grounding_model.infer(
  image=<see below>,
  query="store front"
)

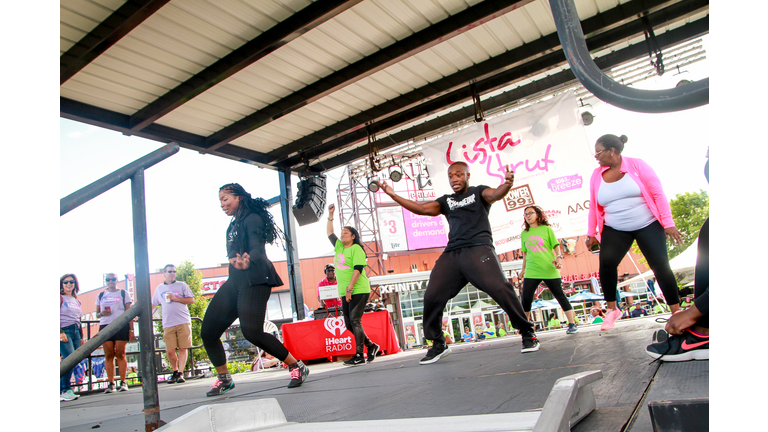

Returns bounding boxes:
[371,261,523,348]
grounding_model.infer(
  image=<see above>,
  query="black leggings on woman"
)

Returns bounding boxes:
[521,278,573,313]
[201,273,289,367]
[599,221,679,305]
[342,293,373,355]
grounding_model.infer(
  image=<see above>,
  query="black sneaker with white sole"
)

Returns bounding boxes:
[104,382,116,394]
[521,332,540,353]
[419,341,452,365]
[343,354,366,366]
[366,343,380,363]
[646,329,709,362]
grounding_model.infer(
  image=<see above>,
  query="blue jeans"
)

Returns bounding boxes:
[60,324,81,393]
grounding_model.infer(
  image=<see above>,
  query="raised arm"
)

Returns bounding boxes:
[482,166,514,204]
[379,180,441,216]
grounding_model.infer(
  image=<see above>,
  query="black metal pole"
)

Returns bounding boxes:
[61,143,179,216]
[131,168,161,431]
[279,167,305,319]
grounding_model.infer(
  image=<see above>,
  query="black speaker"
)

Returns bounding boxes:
[292,175,327,226]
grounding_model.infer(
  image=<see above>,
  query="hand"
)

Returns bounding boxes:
[60,332,68,343]
[345,290,352,302]
[665,305,701,335]
[328,203,335,216]
[586,236,599,250]
[167,293,177,302]
[552,259,562,269]
[100,308,111,316]
[664,227,683,246]
[230,252,251,270]
[378,179,394,196]
[503,165,515,187]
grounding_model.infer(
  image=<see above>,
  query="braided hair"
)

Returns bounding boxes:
[219,183,284,248]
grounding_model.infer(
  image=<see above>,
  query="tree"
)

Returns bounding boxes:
[154,260,210,367]
[632,189,709,262]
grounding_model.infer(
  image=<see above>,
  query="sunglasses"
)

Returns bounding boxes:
[105,277,117,282]
[63,280,76,285]
[166,270,176,273]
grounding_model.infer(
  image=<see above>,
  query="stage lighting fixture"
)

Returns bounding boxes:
[389,166,403,182]
[368,180,380,192]
[581,111,594,126]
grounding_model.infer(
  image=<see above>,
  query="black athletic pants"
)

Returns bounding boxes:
[599,221,679,305]
[423,245,534,342]
[521,278,573,313]
[693,218,709,328]
[341,293,374,355]
[201,271,289,367]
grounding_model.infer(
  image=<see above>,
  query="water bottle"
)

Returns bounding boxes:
[292,312,297,322]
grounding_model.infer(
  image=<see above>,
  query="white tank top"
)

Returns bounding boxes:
[598,175,656,231]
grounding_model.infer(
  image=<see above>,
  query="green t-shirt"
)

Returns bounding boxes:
[521,225,561,279]
[548,317,560,328]
[483,325,497,338]
[333,240,371,297]
[498,328,507,337]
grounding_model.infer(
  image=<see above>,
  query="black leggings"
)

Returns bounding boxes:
[423,245,534,342]
[599,221,679,305]
[693,218,709,328]
[201,273,289,367]
[342,293,373,355]
[521,278,573,313]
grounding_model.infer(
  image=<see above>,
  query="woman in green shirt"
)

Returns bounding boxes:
[327,204,380,366]
[520,206,579,334]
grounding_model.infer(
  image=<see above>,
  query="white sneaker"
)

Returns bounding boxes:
[60,389,80,401]
[118,381,129,392]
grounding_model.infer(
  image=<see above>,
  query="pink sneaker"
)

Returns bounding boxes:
[601,309,623,331]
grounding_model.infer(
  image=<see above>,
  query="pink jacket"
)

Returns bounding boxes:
[587,156,675,240]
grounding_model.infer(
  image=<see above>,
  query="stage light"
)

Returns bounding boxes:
[367,180,379,192]
[389,166,403,182]
[581,111,594,126]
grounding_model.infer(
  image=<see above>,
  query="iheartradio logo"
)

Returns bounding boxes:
[324,317,347,336]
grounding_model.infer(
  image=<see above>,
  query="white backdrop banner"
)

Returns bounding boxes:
[421,92,595,254]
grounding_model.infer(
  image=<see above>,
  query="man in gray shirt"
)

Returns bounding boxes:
[152,264,195,383]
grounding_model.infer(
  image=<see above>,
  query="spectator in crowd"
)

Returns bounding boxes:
[96,272,134,393]
[317,264,342,314]
[482,321,497,339]
[61,274,84,402]
[497,324,507,337]
[461,326,476,342]
[588,308,605,324]
[630,302,648,318]
[653,298,670,314]
[547,313,561,330]
[152,264,195,384]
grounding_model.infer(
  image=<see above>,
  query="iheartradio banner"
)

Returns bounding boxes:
[421,92,595,254]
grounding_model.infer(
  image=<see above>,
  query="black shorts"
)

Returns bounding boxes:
[99,323,131,342]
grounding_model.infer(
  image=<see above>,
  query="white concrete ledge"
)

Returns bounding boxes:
[156,398,287,432]
[533,370,603,432]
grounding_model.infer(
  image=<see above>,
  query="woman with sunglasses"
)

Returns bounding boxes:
[519,206,579,334]
[201,183,309,397]
[96,273,134,393]
[61,274,84,401]
[586,134,683,331]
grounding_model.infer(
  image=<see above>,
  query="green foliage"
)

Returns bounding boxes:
[154,260,211,367]
[227,361,251,375]
[631,189,708,262]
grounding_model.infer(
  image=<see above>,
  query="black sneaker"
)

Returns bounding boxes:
[206,379,235,397]
[521,332,540,353]
[343,354,366,366]
[646,329,709,362]
[175,373,186,384]
[104,382,115,394]
[366,343,380,363]
[287,361,309,388]
[167,371,179,384]
[419,341,452,365]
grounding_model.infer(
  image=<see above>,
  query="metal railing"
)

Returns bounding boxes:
[70,317,205,393]
[60,143,179,431]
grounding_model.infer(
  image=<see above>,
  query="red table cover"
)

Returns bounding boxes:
[282,311,401,362]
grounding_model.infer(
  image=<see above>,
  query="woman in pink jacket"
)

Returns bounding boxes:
[585,134,682,331]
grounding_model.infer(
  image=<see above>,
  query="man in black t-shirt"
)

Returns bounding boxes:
[380,162,539,365]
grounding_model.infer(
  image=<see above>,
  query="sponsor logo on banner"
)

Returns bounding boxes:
[324,317,352,353]
[504,185,535,212]
[547,174,583,192]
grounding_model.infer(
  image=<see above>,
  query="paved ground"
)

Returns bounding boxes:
[59,316,708,431]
